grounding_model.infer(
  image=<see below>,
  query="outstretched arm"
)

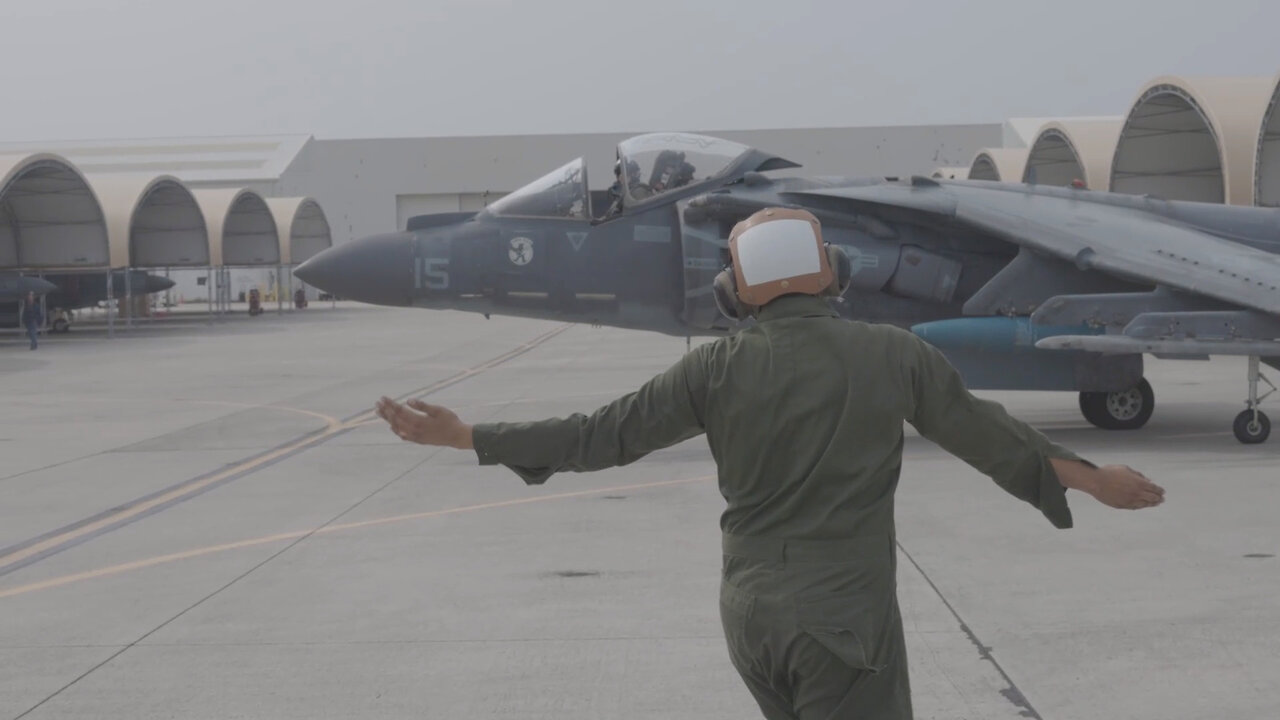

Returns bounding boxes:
[376,347,708,485]
[903,333,1164,527]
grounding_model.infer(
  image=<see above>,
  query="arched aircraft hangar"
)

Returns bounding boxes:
[193,188,280,267]
[266,196,332,267]
[1110,76,1274,205]
[967,148,1028,182]
[82,174,211,323]
[0,153,108,269]
[95,174,210,269]
[0,153,111,329]
[34,173,211,328]
[1254,72,1280,206]
[266,196,333,310]
[1022,119,1122,190]
[191,188,280,312]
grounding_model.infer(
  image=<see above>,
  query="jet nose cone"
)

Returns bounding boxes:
[147,275,176,293]
[294,232,415,306]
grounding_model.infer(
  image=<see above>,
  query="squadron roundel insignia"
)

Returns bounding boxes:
[508,237,533,266]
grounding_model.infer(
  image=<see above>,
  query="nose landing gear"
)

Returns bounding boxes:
[1233,356,1274,444]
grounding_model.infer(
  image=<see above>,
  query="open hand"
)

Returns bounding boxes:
[374,397,473,449]
[1089,464,1165,510]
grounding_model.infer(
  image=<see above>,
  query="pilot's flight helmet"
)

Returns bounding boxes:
[712,208,852,321]
[614,159,640,176]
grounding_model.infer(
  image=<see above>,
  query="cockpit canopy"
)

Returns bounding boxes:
[617,133,754,204]
[483,132,798,220]
[484,158,589,220]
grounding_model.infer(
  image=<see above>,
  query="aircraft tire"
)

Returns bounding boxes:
[1232,410,1270,444]
[1079,378,1154,430]
[52,318,69,333]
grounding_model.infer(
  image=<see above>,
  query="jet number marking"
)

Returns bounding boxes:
[415,257,449,290]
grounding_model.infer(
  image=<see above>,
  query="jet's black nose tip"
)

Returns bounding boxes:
[294,232,415,306]
[148,276,176,293]
[292,256,322,287]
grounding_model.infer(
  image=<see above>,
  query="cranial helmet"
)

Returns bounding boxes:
[712,207,852,321]
[614,158,641,181]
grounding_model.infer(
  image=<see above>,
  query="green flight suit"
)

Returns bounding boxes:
[472,294,1085,719]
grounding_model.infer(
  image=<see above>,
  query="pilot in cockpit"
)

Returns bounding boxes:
[648,150,696,194]
[604,149,699,218]
[606,158,647,216]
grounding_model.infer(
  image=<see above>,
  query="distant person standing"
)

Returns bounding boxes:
[20,291,43,350]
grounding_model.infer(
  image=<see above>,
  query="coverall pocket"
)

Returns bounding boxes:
[719,579,755,631]
[795,597,888,673]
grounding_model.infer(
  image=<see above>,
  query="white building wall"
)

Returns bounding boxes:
[458,192,504,211]
[162,266,296,305]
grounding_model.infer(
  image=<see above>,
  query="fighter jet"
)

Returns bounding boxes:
[295,132,1280,444]
[0,273,57,303]
[40,270,175,332]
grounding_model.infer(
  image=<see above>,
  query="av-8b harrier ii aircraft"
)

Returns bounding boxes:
[296,133,1280,443]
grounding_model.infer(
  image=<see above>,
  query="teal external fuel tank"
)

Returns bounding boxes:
[910,317,1123,392]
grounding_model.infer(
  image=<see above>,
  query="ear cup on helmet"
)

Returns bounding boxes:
[822,244,852,298]
[713,269,745,320]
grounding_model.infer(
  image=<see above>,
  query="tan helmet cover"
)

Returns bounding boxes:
[727,208,834,307]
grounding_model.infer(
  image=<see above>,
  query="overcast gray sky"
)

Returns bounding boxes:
[1,0,1277,141]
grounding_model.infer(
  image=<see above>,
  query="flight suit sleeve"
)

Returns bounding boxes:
[901,332,1088,529]
[470,346,709,485]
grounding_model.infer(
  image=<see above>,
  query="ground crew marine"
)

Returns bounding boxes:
[375,208,1165,719]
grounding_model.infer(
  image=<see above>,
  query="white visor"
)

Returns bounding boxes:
[735,218,822,286]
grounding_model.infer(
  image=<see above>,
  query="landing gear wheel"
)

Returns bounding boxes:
[1079,378,1154,430]
[1234,356,1276,444]
[52,318,69,333]
[1233,410,1270,444]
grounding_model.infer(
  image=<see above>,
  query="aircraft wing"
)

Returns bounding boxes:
[791,181,1280,317]
[788,181,1280,364]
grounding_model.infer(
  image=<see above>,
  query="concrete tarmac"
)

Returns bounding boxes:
[1,305,1276,719]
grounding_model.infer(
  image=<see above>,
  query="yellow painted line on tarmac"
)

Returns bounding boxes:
[0,475,713,600]
[0,396,343,431]
[0,325,571,572]
[182,400,343,431]
[0,424,339,570]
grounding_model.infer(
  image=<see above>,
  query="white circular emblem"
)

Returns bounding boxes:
[508,237,534,266]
